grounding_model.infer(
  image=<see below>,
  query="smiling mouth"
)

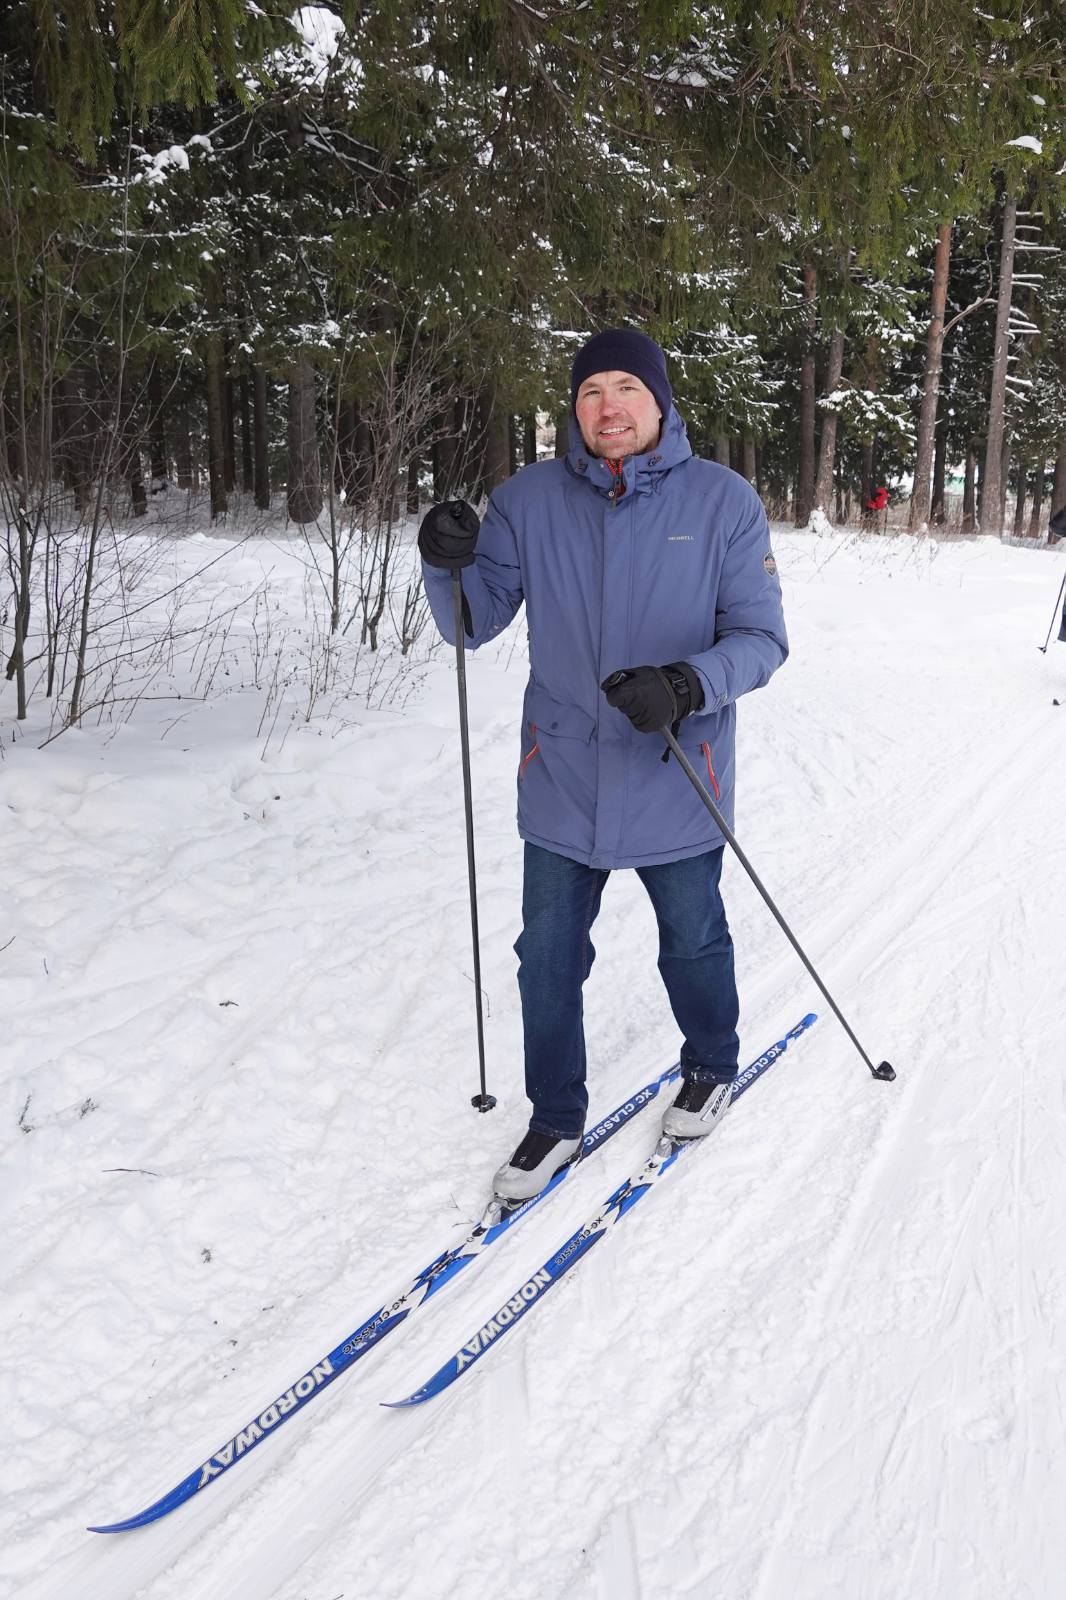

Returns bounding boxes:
[598,425,632,437]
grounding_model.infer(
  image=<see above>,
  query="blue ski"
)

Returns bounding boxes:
[384,1013,817,1407]
[88,1057,684,1532]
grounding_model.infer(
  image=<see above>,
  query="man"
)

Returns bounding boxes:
[419,328,788,1201]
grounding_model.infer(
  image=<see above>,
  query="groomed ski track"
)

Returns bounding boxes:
[5,530,1066,1600]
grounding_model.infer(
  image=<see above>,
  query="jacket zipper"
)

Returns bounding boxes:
[702,742,720,801]
[519,723,540,779]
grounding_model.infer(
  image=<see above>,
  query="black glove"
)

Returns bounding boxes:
[418,500,480,570]
[601,662,704,734]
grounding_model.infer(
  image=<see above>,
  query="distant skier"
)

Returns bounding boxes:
[1052,504,1066,642]
[419,329,787,1200]
[863,485,890,530]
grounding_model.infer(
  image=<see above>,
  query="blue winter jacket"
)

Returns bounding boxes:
[422,407,787,869]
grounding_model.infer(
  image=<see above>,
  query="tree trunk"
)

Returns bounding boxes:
[286,358,322,523]
[524,413,537,466]
[507,413,520,478]
[336,395,357,493]
[975,451,985,525]
[147,360,167,489]
[116,382,147,516]
[794,262,817,527]
[962,450,977,534]
[1012,464,1027,537]
[239,375,254,492]
[1027,460,1045,539]
[222,372,236,494]
[554,405,569,459]
[813,323,846,514]
[931,423,947,524]
[741,436,756,483]
[2,378,21,480]
[434,402,463,497]
[203,270,228,520]
[129,450,147,516]
[1051,436,1066,523]
[55,370,90,508]
[352,412,372,505]
[714,436,730,467]
[175,408,195,490]
[479,382,509,493]
[406,453,420,514]
[252,365,271,510]
[860,438,876,513]
[980,192,1018,536]
[908,222,952,531]
[205,349,227,518]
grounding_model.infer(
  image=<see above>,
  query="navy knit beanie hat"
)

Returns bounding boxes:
[570,328,672,422]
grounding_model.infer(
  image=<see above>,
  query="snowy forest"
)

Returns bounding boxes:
[5,9,1066,1600]
[3,1,1066,725]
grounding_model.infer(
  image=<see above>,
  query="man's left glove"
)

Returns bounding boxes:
[418,500,480,570]
[601,662,704,734]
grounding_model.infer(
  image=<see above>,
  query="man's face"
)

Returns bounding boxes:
[574,370,663,459]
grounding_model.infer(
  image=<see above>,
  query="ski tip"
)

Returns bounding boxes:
[87,1516,148,1535]
[380,1395,422,1409]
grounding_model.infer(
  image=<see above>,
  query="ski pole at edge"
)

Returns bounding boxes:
[661,724,895,1083]
[1038,572,1066,653]
[450,563,496,1112]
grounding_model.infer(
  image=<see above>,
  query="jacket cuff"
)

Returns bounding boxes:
[668,659,706,715]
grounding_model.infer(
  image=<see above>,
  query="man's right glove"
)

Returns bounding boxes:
[418,500,480,570]
[601,662,704,734]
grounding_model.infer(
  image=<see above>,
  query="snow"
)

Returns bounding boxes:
[1005,135,1043,154]
[291,5,346,78]
[138,146,193,188]
[4,522,1066,1598]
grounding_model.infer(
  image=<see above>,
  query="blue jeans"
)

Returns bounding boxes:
[515,842,740,1138]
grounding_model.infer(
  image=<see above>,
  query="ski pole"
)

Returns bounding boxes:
[661,725,895,1083]
[1038,573,1066,653]
[451,566,496,1112]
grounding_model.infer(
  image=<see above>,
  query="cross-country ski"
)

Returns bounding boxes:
[386,1014,816,1407]
[86,1058,684,1532]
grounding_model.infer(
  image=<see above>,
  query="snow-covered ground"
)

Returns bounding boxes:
[3,522,1065,1600]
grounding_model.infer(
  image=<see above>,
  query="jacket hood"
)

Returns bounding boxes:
[565,404,692,498]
